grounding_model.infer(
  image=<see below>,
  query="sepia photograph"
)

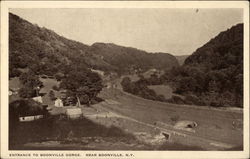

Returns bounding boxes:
[1,1,249,159]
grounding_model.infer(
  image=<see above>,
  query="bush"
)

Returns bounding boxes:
[156,94,166,102]
[167,95,185,104]
[55,73,64,81]
[52,85,59,91]
[9,68,22,78]
[184,94,204,106]
[19,86,37,98]
[49,90,56,101]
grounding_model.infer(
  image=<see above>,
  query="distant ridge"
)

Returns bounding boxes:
[9,12,179,77]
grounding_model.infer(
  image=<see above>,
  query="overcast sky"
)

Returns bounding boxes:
[10,8,243,55]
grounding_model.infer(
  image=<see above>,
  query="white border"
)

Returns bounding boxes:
[1,1,249,159]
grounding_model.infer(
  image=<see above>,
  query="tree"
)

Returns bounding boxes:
[49,90,56,101]
[19,71,43,88]
[52,85,59,91]
[121,77,131,92]
[19,71,43,98]
[19,85,36,98]
[55,72,64,81]
[60,67,103,106]
[9,68,21,78]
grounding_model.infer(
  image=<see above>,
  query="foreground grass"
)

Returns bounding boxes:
[9,115,137,150]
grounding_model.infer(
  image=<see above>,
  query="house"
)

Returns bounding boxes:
[55,98,64,107]
[18,104,47,122]
[19,115,44,122]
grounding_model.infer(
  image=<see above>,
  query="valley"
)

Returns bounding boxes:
[8,12,244,151]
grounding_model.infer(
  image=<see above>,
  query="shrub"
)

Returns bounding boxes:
[9,68,22,78]
[52,85,59,91]
[55,73,64,81]
[184,94,204,106]
[19,86,37,98]
[170,115,180,123]
[49,90,56,101]
[167,95,185,104]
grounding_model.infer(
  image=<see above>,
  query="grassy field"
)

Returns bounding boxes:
[9,76,243,150]
[9,115,147,150]
[148,85,173,99]
[98,86,243,150]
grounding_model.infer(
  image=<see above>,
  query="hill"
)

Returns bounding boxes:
[88,42,179,74]
[184,24,243,69]
[161,23,243,107]
[9,13,179,77]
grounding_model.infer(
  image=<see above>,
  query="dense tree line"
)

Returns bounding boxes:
[59,65,103,106]
[121,77,166,102]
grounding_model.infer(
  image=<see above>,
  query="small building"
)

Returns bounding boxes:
[91,69,105,76]
[19,115,44,122]
[65,108,82,119]
[55,98,64,107]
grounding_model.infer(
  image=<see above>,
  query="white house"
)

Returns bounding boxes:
[19,115,44,122]
[55,98,64,107]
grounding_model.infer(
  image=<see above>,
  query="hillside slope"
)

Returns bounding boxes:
[9,13,178,77]
[184,24,243,69]
[162,23,243,107]
[88,43,179,73]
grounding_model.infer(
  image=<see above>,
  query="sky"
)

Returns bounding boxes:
[10,8,243,55]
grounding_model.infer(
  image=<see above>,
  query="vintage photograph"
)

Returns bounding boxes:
[1,2,248,157]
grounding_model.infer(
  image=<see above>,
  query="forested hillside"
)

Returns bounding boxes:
[10,13,97,77]
[88,43,179,74]
[121,24,243,107]
[9,13,178,77]
[161,23,244,107]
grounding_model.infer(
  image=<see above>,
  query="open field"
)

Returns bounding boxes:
[9,77,243,150]
[97,79,243,150]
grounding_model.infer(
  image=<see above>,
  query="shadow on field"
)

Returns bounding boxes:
[158,142,204,151]
[9,115,136,150]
